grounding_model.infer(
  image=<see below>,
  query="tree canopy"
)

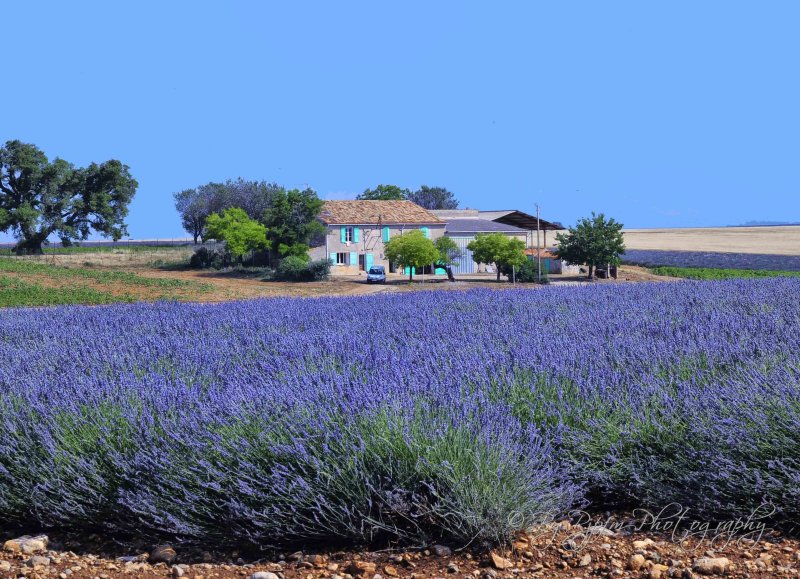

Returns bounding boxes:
[0,140,138,254]
[384,230,439,281]
[173,179,283,243]
[262,187,324,261]
[407,186,459,210]
[555,212,625,278]
[434,236,460,281]
[356,184,410,201]
[467,233,527,281]
[356,184,460,210]
[205,208,269,259]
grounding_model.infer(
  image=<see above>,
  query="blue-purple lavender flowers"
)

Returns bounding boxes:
[0,279,798,548]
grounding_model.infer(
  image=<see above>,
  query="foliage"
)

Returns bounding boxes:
[262,188,324,261]
[0,280,798,548]
[205,208,269,260]
[556,212,625,278]
[650,266,800,280]
[516,258,548,283]
[0,140,138,254]
[188,246,232,270]
[467,233,527,281]
[433,236,460,266]
[271,257,331,282]
[356,184,410,201]
[173,179,284,242]
[407,185,459,210]
[384,230,439,281]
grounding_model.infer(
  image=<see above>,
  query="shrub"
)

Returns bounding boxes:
[189,246,232,269]
[272,257,331,282]
[517,259,548,283]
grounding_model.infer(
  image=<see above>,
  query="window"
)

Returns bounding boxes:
[336,252,348,265]
[345,227,354,242]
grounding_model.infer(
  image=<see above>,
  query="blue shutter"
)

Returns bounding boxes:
[421,226,429,238]
[382,226,390,242]
[329,252,336,264]
[349,251,358,265]
[353,227,360,243]
[365,253,374,271]
[340,227,347,243]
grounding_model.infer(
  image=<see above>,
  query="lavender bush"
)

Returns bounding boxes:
[0,279,798,548]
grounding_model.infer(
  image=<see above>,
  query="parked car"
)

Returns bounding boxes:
[366,265,386,284]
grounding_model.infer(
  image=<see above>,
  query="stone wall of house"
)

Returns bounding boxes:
[310,224,446,273]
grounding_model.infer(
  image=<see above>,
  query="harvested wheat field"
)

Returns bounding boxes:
[622,226,800,255]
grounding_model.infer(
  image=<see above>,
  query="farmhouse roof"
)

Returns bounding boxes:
[319,200,443,225]
[444,219,528,235]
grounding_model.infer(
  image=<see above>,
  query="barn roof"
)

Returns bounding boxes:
[478,210,564,231]
[445,219,528,234]
[319,200,443,225]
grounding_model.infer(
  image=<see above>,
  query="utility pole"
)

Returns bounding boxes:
[535,203,542,283]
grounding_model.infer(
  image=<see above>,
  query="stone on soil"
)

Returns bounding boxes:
[693,556,731,575]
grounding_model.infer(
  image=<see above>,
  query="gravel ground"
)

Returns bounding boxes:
[621,249,800,271]
[3,519,799,578]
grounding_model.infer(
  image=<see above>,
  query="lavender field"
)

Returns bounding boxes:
[0,281,798,549]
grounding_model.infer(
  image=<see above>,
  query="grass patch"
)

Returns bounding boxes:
[0,259,210,290]
[650,265,800,280]
[0,258,212,307]
[0,276,129,307]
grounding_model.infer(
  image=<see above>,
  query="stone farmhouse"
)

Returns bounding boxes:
[309,200,445,273]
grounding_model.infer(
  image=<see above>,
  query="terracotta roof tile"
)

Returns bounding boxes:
[319,200,443,225]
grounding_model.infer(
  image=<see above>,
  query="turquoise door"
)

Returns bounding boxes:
[365,253,374,271]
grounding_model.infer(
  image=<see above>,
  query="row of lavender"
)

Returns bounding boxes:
[0,281,798,548]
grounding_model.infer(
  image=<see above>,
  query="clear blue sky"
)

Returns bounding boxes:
[3,1,798,239]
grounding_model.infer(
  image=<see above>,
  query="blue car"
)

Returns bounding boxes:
[366,265,386,284]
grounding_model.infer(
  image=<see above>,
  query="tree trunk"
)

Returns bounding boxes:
[408,269,413,282]
[496,267,501,281]
[13,234,48,255]
[446,265,455,282]
[588,264,594,279]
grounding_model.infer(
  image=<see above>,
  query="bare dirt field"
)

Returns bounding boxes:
[622,226,800,255]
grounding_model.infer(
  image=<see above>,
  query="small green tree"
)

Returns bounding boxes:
[467,233,526,281]
[384,230,439,282]
[356,184,410,201]
[205,207,269,260]
[434,236,460,281]
[556,212,625,279]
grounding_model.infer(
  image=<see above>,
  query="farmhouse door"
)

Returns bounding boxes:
[358,254,366,271]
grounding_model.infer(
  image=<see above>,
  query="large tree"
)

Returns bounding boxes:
[407,185,459,210]
[356,184,410,201]
[0,140,137,254]
[173,179,282,242]
[467,233,527,281]
[384,230,439,282]
[555,212,625,279]
[262,187,324,261]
